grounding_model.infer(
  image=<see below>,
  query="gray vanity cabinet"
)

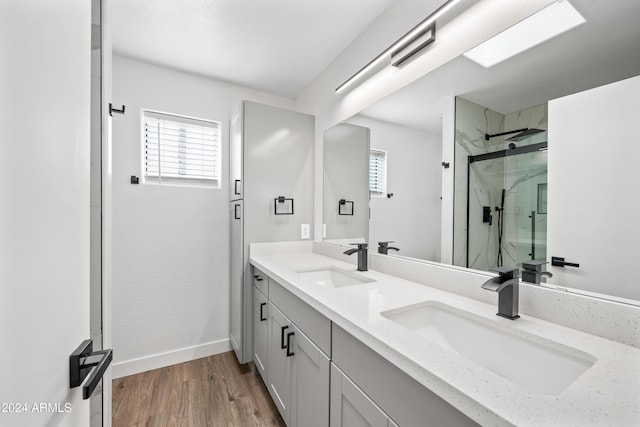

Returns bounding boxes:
[266,300,330,427]
[267,302,293,424]
[290,324,330,427]
[332,324,477,427]
[253,286,268,380]
[330,364,389,427]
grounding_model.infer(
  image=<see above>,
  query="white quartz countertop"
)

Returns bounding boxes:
[250,249,640,427]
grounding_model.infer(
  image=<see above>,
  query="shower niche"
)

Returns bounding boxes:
[453,97,548,274]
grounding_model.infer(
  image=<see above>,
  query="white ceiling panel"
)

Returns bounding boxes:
[113,0,396,98]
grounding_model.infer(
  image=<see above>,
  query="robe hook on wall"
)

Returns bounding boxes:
[109,103,126,116]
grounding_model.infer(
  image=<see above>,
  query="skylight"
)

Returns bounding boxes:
[463,0,586,67]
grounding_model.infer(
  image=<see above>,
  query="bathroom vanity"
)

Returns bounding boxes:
[249,241,640,427]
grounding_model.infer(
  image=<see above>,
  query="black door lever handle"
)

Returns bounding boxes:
[70,339,113,399]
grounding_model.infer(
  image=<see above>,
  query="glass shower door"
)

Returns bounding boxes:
[466,141,548,272]
[503,148,548,267]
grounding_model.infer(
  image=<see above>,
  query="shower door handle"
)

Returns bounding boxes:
[551,256,580,268]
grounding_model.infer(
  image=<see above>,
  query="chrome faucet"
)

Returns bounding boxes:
[522,260,553,285]
[343,243,368,271]
[481,267,520,320]
[377,241,399,255]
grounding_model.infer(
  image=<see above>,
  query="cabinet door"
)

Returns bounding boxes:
[253,287,269,380]
[330,364,388,427]
[230,107,243,200]
[267,302,292,425]
[230,200,244,362]
[290,325,330,427]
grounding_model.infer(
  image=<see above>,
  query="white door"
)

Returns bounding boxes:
[290,325,330,427]
[547,75,640,301]
[0,1,95,426]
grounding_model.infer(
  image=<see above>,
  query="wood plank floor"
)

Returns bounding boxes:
[112,351,286,427]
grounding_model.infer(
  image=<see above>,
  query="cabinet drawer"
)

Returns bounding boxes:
[332,324,477,427]
[269,278,331,356]
[253,266,269,296]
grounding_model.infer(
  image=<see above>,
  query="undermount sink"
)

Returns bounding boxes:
[381,301,596,396]
[296,266,375,288]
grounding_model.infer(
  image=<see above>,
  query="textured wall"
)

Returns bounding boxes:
[111,55,293,376]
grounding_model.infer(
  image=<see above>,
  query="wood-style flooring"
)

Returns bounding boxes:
[112,351,286,427]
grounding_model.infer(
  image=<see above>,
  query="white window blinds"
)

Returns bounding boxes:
[369,149,387,197]
[143,110,221,186]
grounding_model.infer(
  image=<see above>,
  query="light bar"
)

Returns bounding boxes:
[336,0,462,94]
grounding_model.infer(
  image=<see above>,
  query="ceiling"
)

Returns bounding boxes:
[359,0,640,133]
[112,0,396,98]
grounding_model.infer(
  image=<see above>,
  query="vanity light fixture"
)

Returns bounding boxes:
[463,0,586,68]
[335,0,461,94]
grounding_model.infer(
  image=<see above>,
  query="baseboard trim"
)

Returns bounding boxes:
[112,338,232,379]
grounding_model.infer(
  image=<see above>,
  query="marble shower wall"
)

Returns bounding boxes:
[453,97,504,270]
[502,105,548,268]
[453,97,548,272]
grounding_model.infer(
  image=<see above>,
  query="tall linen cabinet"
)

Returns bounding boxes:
[229,101,314,364]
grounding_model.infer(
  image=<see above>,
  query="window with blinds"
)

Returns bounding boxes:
[369,149,387,197]
[142,110,221,187]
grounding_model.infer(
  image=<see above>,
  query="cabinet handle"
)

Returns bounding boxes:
[280,325,289,349]
[259,302,267,321]
[254,276,263,282]
[234,179,241,195]
[286,331,295,357]
[234,204,241,220]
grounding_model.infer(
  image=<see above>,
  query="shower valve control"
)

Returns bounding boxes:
[483,206,493,225]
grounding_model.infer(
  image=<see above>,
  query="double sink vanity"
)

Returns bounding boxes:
[249,241,640,427]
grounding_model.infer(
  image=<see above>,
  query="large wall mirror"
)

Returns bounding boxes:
[322,0,640,305]
[322,123,370,245]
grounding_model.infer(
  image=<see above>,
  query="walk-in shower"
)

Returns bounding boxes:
[465,139,548,270]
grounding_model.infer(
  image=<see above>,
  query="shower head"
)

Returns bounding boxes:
[506,128,545,141]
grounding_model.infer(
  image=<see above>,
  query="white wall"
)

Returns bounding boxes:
[548,75,640,302]
[293,0,555,241]
[349,116,441,260]
[111,55,293,377]
[323,123,370,242]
